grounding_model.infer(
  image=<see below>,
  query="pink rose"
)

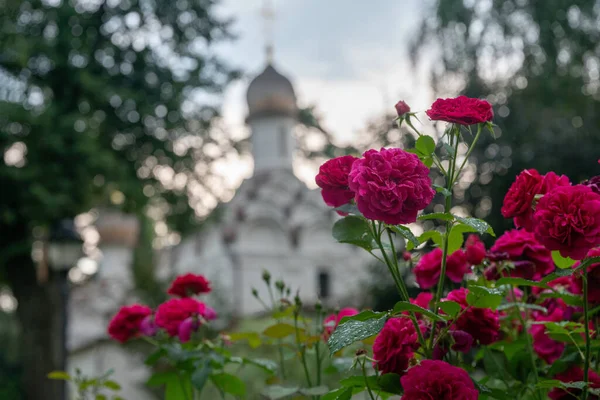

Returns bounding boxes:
[534,185,600,260]
[465,234,486,265]
[373,317,420,375]
[549,366,600,400]
[488,229,554,281]
[348,148,435,225]
[446,288,500,345]
[529,308,565,364]
[414,248,469,289]
[400,360,478,400]
[394,100,411,117]
[315,155,358,210]
[426,96,493,126]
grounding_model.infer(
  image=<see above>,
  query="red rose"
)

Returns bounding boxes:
[373,317,420,375]
[465,234,486,265]
[446,288,500,345]
[488,229,554,281]
[549,366,600,400]
[323,307,359,340]
[414,248,469,289]
[534,185,600,260]
[155,298,209,337]
[394,100,411,117]
[107,304,153,343]
[529,308,566,364]
[315,155,358,210]
[425,95,493,126]
[501,170,570,231]
[571,247,600,304]
[167,273,211,297]
[348,148,435,225]
[400,360,478,400]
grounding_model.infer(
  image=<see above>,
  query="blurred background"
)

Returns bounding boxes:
[1,0,600,399]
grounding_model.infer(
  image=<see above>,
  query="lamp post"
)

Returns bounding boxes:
[47,219,83,399]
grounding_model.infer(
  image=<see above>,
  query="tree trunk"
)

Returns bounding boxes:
[10,255,66,400]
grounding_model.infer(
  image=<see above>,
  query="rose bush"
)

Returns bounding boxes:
[53,96,600,400]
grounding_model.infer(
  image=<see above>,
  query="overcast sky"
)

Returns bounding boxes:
[211,0,436,186]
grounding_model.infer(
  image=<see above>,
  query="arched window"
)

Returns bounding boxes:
[317,270,331,299]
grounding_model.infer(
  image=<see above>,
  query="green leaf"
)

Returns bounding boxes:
[328,314,388,354]
[433,184,452,197]
[191,360,211,391]
[416,135,436,155]
[552,251,576,269]
[339,310,387,324]
[340,375,379,389]
[299,386,330,396]
[263,323,297,339]
[95,395,107,400]
[245,358,278,374]
[334,203,362,216]
[332,216,373,250]
[443,142,456,158]
[261,385,300,399]
[103,380,121,391]
[378,373,402,394]
[417,212,454,221]
[447,223,476,254]
[144,348,166,366]
[47,371,71,381]
[497,303,548,314]
[165,373,192,400]
[454,216,495,236]
[439,300,461,318]
[229,332,261,348]
[409,230,443,250]
[388,225,419,247]
[495,277,550,289]
[392,301,446,321]
[210,373,246,397]
[146,371,176,388]
[538,292,582,307]
[321,387,353,400]
[467,285,504,310]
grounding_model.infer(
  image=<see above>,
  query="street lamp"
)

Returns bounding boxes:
[47,219,83,399]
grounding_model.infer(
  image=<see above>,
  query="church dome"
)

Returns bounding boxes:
[247,63,297,121]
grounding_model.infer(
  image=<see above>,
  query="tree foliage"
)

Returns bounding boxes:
[412,0,600,235]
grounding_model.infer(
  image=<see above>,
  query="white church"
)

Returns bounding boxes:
[66,59,371,398]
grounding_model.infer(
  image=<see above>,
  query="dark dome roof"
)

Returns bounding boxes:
[246,64,297,121]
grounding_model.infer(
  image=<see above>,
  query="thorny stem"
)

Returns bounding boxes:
[584,269,592,400]
[371,221,426,349]
[429,129,458,351]
[361,359,377,400]
[294,310,313,389]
